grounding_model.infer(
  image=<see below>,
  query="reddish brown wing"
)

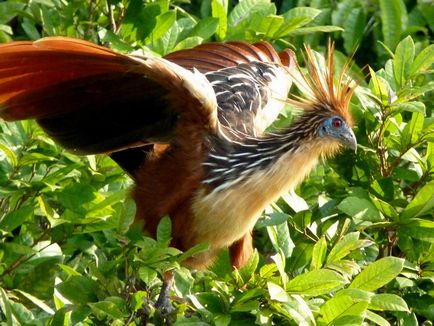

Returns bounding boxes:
[0,37,216,154]
[0,38,130,120]
[164,41,289,73]
[0,38,295,176]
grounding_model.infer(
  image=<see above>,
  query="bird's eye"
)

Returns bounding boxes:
[332,117,342,128]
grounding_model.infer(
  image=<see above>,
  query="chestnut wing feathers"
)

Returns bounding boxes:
[0,38,295,175]
[0,37,217,154]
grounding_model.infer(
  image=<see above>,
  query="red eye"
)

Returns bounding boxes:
[332,118,342,128]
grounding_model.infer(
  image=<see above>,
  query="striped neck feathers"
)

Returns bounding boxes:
[203,111,340,192]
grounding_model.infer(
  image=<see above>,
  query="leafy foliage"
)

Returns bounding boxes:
[0,0,434,325]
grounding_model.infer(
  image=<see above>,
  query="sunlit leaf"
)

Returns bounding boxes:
[349,257,404,291]
[410,44,434,76]
[393,36,414,87]
[286,269,347,296]
[401,181,434,220]
[369,293,409,312]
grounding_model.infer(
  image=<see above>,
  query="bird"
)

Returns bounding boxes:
[0,37,357,272]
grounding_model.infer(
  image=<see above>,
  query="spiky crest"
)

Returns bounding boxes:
[286,43,356,126]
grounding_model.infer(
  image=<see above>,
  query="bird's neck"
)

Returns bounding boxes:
[204,115,333,192]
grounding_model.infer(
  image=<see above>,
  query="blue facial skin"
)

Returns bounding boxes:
[319,116,357,151]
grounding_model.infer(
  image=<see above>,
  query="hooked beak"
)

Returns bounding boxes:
[340,126,357,152]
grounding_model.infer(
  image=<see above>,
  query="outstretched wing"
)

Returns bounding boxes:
[165,41,285,73]
[0,37,296,177]
[166,42,296,135]
[0,37,217,154]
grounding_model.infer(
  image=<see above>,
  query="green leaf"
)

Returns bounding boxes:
[337,197,382,222]
[228,0,270,28]
[331,315,365,326]
[400,218,434,243]
[19,152,56,166]
[403,294,434,321]
[189,17,218,40]
[57,183,96,214]
[327,232,372,263]
[211,0,228,40]
[393,36,415,87]
[89,298,127,319]
[58,264,81,277]
[255,15,284,38]
[178,242,209,262]
[230,300,259,313]
[152,21,179,54]
[172,36,203,52]
[365,310,391,326]
[257,212,289,228]
[149,11,177,42]
[56,276,99,304]
[213,314,232,325]
[274,7,321,38]
[15,289,55,315]
[410,44,434,76]
[320,294,369,324]
[349,257,404,291]
[0,143,17,167]
[138,266,158,285]
[310,236,327,269]
[288,25,343,36]
[195,292,226,313]
[233,287,265,305]
[238,250,259,283]
[271,251,288,285]
[286,269,347,296]
[0,206,33,233]
[369,67,391,104]
[271,299,314,325]
[401,112,424,148]
[370,195,399,221]
[327,260,361,279]
[266,222,294,258]
[392,101,426,115]
[22,19,41,40]
[332,0,356,28]
[379,0,406,50]
[282,6,321,22]
[401,181,434,220]
[335,288,373,302]
[98,29,135,53]
[0,287,15,326]
[156,216,172,246]
[342,7,366,53]
[118,197,136,234]
[123,1,160,41]
[267,282,289,302]
[0,2,25,24]
[369,293,409,312]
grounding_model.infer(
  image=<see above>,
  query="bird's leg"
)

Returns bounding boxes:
[229,232,253,269]
[154,271,175,323]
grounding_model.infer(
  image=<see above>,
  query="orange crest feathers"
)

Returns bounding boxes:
[287,43,357,126]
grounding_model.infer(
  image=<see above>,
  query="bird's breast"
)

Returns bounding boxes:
[189,143,324,253]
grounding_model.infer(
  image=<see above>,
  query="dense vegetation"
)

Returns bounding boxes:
[0,0,433,324]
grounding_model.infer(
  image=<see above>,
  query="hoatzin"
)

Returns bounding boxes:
[0,37,357,271]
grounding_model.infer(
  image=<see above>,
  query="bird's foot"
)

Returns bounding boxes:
[154,271,175,324]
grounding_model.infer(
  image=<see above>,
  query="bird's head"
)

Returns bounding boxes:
[318,115,357,151]
[287,43,358,153]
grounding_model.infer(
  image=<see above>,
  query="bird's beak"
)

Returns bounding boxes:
[340,126,357,152]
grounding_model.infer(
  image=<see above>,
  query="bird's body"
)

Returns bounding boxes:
[0,38,357,269]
